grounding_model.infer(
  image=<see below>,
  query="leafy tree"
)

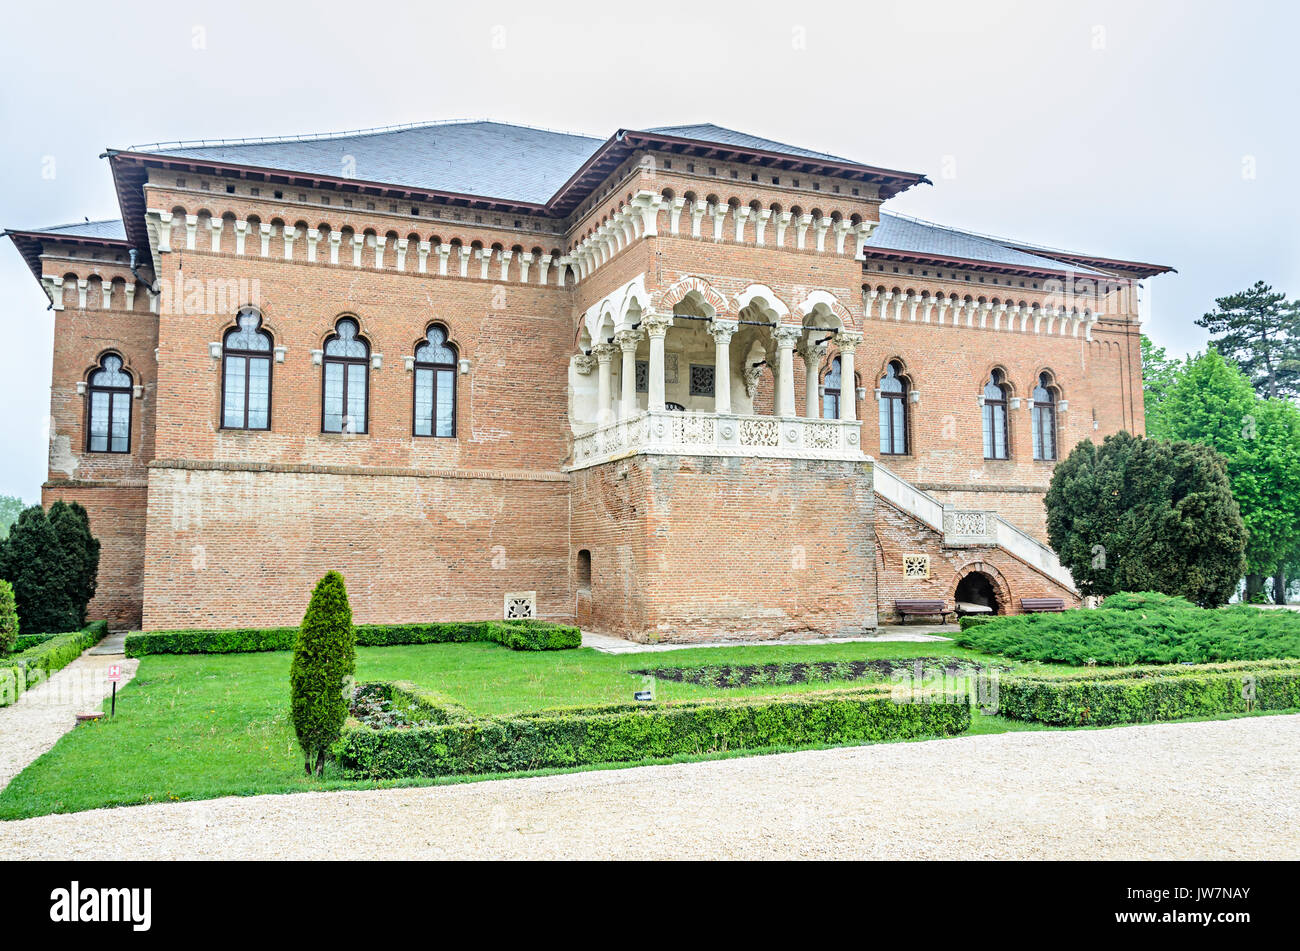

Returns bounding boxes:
[0,580,17,655]
[0,495,26,541]
[48,501,100,627]
[1159,351,1300,598]
[290,571,356,775]
[1140,335,1186,439]
[1046,432,1246,607]
[0,506,79,634]
[1196,281,1300,399]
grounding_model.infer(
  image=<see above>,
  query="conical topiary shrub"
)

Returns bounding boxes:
[0,579,17,656]
[289,571,356,775]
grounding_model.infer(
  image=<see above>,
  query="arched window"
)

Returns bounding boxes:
[322,317,369,434]
[86,353,132,453]
[878,361,908,455]
[1032,372,1058,461]
[982,369,1010,460]
[222,308,272,430]
[822,356,842,420]
[413,324,457,437]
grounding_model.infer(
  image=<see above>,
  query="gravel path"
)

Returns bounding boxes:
[2,713,1296,859]
[0,652,139,790]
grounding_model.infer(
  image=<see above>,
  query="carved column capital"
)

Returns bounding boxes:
[641,313,674,338]
[707,318,739,344]
[837,331,864,353]
[614,328,644,352]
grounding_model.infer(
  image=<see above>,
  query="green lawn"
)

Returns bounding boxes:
[0,639,1034,819]
[1,637,1288,821]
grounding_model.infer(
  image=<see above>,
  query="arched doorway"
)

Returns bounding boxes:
[955,571,1000,615]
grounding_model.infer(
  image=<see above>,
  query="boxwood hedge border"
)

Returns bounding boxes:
[0,620,108,708]
[997,660,1300,726]
[336,680,972,779]
[124,618,580,657]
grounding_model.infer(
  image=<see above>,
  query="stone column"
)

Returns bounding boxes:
[642,313,674,412]
[837,332,863,422]
[773,326,801,417]
[708,319,738,414]
[592,343,616,425]
[614,328,643,418]
[797,337,826,419]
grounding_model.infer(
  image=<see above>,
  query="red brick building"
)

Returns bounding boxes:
[4,121,1170,641]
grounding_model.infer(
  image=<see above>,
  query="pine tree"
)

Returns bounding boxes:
[1195,281,1300,399]
[0,506,79,635]
[289,571,356,775]
[47,501,100,627]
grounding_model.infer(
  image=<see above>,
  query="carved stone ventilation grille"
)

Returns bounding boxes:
[503,591,537,620]
[805,423,838,449]
[739,418,780,447]
[903,554,931,579]
[672,414,715,444]
[945,511,989,536]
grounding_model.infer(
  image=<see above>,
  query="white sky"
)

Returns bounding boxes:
[1,0,1296,500]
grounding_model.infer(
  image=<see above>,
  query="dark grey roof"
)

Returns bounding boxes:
[645,124,857,163]
[16,219,127,241]
[137,121,606,205]
[131,120,894,206]
[866,213,1107,276]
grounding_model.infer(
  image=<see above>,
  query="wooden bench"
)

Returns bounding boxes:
[1021,597,1066,613]
[895,599,948,622]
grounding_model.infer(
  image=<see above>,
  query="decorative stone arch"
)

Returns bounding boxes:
[732,283,790,322]
[85,347,140,386]
[616,276,651,329]
[212,304,283,345]
[873,354,917,388]
[796,289,855,330]
[978,361,1019,398]
[1031,366,1066,402]
[951,560,1013,616]
[656,275,728,316]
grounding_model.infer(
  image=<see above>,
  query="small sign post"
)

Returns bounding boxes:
[107,664,122,717]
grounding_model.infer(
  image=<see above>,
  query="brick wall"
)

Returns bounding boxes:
[571,454,877,643]
[873,496,1079,620]
[142,465,572,630]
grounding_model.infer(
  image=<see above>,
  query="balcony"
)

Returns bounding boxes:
[567,409,866,470]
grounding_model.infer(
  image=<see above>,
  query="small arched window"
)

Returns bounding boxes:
[1032,372,1058,461]
[878,361,908,455]
[86,354,132,453]
[413,324,457,437]
[222,308,272,430]
[982,369,1010,460]
[322,317,369,434]
[822,357,842,420]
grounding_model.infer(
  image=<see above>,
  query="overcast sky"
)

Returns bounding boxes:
[1,0,1296,501]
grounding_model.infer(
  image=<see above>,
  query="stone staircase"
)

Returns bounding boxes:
[872,461,1076,593]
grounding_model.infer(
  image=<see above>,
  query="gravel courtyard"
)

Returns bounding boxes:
[3,713,1296,860]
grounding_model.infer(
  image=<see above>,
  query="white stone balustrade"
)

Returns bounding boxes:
[568,409,867,469]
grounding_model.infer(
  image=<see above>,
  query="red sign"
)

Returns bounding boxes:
[107,664,122,683]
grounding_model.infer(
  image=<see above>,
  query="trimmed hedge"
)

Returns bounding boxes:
[13,632,57,652]
[997,660,1300,726]
[633,656,1003,690]
[955,593,1300,665]
[958,616,998,631]
[125,618,581,657]
[0,620,107,708]
[336,682,971,779]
